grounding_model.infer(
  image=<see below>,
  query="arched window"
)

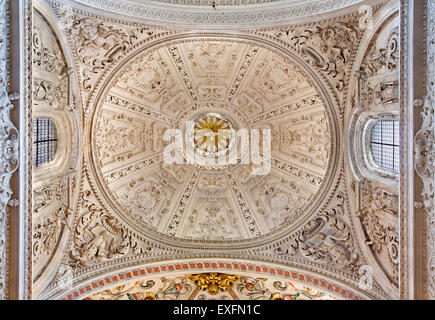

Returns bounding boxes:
[33,118,58,167]
[369,120,400,173]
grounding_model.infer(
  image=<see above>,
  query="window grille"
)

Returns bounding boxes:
[34,118,57,167]
[370,120,400,173]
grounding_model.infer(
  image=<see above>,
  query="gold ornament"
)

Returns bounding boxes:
[193,115,232,153]
[187,272,240,295]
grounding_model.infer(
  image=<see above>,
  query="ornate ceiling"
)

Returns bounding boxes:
[92,40,332,242]
[86,272,340,300]
[29,0,401,301]
[148,0,279,5]
[63,0,366,28]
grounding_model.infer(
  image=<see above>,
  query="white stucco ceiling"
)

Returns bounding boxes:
[65,0,365,28]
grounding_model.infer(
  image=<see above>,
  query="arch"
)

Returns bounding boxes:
[42,258,377,300]
[343,0,400,300]
[31,3,82,299]
[84,32,342,250]
[32,8,76,183]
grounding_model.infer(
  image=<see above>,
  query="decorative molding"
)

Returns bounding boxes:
[51,259,370,300]
[358,180,399,287]
[149,0,279,5]
[398,0,410,300]
[23,0,398,301]
[63,0,364,28]
[426,0,435,299]
[413,0,435,299]
[187,272,239,295]
[0,0,20,300]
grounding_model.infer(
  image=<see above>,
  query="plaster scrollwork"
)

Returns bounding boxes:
[27,2,375,299]
[360,79,399,107]
[358,180,399,286]
[344,3,400,299]
[413,0,435,298]
[33,79,67,109]
[360,26,399,77]
[67,0,364,29]
[85,272,341,300]
[272,20,360,94]
[296,215,358,271]
[32,25,65,74]
[33,204,68,266]
[226,171,262,237]
[0,0,19,300]
[68,185,146,269]
[187,205,239,239]
[33,178,67,214]
[0,99,19,213]
[52,3,163,107]
[414,98,435,210]
[357,23,399,110]
[427,0,435,299]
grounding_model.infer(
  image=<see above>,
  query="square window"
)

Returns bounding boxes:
[370,120,400,174]
[34,118,57,167]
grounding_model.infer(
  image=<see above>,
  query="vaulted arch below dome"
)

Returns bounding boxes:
[54,259,372,300]
[89,38,336,245]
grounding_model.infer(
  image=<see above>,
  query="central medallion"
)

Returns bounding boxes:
[192,113,235,158]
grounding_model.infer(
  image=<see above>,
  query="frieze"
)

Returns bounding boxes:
[65,0,364,28]
[0,0,20,300]
[21,0,391,301]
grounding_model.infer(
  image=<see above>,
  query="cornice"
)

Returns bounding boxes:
[148,0,279,5]
[53,0,366,29]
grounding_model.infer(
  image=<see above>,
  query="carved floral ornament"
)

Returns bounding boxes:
[272,21,360,94]
[85,273,341,300]
[187,273,240,295]
[412,0,435,299]
[358,180,399,286]
[70,262,369,300]
[0,0,20,300]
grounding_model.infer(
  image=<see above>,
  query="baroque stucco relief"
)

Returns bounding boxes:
[85,272,340,300]
[91,40,333,241]
[28,0,399,301]
[345,12,400,297]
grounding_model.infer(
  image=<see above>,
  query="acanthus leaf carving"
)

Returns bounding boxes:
[274,192,359,273]
[68,188,147,269]
[361,26,399,77]
[359,180,399,286]
[52,2,166,111]
[0,0,19,300]
[414,0,435,299]
[272,20,360,93]
[32,177,71,272]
